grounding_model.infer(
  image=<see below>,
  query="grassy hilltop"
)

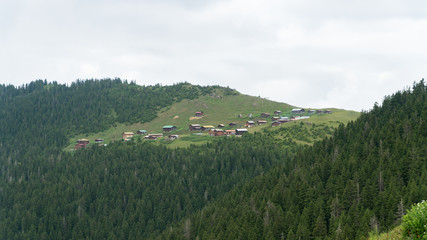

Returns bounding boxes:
[66,87,359,149]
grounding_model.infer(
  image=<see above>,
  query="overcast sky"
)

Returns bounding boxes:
[1,0,426,111]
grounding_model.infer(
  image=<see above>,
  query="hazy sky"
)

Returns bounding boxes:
[1,0,426,111]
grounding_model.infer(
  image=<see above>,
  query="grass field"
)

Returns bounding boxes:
[65,89,360,150]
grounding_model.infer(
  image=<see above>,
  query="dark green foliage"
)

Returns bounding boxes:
[0,133,295,239]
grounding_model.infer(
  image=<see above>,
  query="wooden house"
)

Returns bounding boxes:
[308,110,315,114]
[77,139,90,145]
[260,113,271,118]
[272,121,281,127]
[137,130,147,135]
[229,122,237,126]
[195,111,204,117]
[209,129,224,136]
[246,121,255,127]
[257,120,268,125]
[168,135,179,140]
[163,125,177,132]
[94,138,104,143]
[274,110,282,115]
[189,124,201,131]
[122,132,134,140]
[144,133,163,140]
[235,128,248,135]
[201,125,215,131]
[278,117,290,123]
[225,130,235,136]
[75,138,89,150]
[271,116,280,121]
[292,109,305,115]
[217,124,225,128]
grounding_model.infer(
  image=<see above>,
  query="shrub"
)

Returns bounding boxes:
[402,200,427,239]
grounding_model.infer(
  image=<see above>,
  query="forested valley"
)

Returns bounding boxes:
[0,79,426,239]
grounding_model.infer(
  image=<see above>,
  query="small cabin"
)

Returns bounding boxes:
[271,116,280,121]
[229,122,237,126]
[163,125,177,132]
[94,138,104,143]
[209,129,224,136]
[316,110,325,114]
[308,110,315,114]
[168,135,179,140]
[292,109,305,115]
[235,128,248,135]
[217,124,225,128]
[246,121,255,127]
[272,121,281,127]
[274,110,282,115]
[122,132,135,140]
[189,124,201,131]
[195,111,204,117]
[144,133,163,140]
[225,130,235,136]
[77,139,90,145]
[325,110,332,114]
[260,113,271,118]
[137,130,147,135]
[201,125,215,131]
[278,117,290,123]
[257,120,268,125]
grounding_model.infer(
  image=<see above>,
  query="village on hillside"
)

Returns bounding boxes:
[74,108,332,150]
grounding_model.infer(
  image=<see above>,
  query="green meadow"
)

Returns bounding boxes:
[65,89,359,150]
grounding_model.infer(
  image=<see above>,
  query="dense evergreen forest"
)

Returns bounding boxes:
[157,81,427,239]
[0,79,220,238]
[0,79,426,239]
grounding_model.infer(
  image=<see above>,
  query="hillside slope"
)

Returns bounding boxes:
[156,80,427,239]
[65,87,359,149]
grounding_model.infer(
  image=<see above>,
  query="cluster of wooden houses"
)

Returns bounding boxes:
[292,109,333,114]
[120,109,331,141]
[206,128,249,136]
[123,131,164,141]
[74,138,104,150]
[75,109,332,149]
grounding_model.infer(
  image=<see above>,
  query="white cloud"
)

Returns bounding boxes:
[0,0,426,111]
